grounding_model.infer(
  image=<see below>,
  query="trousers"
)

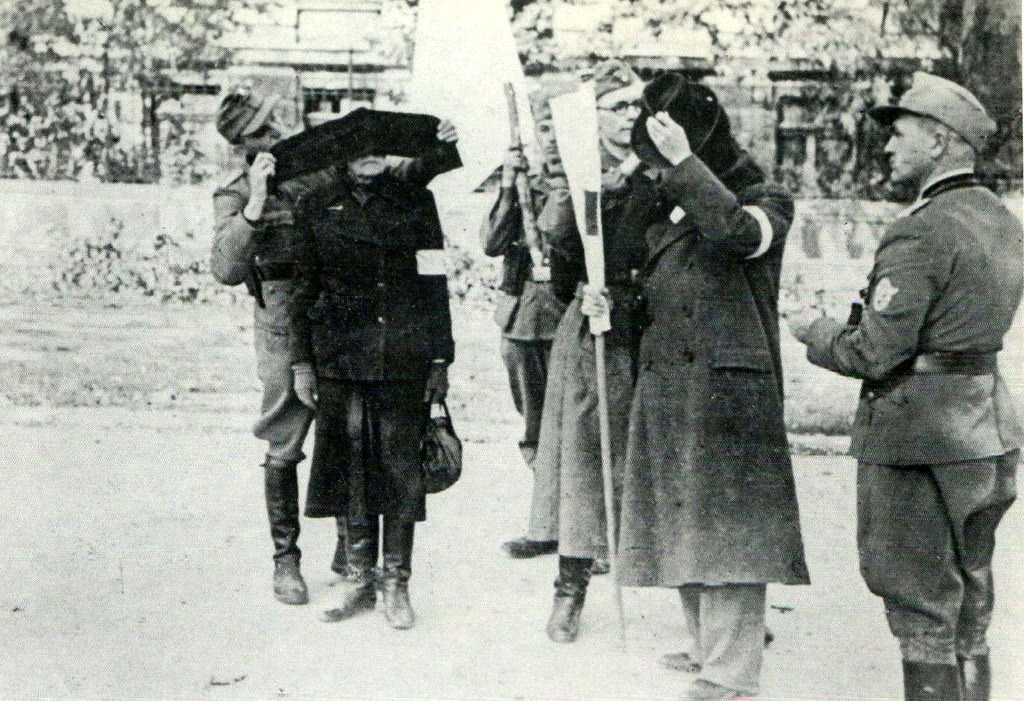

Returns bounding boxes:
[857,450,1018,664]
[500,338,552,466]
[678,583,767,695]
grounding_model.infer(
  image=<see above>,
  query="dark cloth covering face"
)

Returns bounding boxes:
[270,109,454,185]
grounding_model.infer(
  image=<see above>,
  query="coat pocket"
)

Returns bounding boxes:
[711,346,773,372]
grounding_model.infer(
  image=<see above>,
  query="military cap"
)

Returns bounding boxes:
[869,71,996,153]
[592,59,643,101]
[270,108,455,184]
[216,86,281,145]
[631,73,738,176]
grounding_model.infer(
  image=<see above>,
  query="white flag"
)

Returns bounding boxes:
[406,0,533,194]
[549,82,609,334]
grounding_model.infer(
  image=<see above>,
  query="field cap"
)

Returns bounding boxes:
[593,59,643,102]
[869,71,996,153]
[216,86,281,144]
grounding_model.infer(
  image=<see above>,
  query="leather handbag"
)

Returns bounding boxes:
[420,401,462,494]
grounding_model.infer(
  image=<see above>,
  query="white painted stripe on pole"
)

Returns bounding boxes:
[743,205,773,259]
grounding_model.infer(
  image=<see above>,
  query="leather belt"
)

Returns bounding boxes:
[910,351,997,375]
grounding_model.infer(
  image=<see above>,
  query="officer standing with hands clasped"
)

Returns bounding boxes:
[787,72,1023,701]
[211,87,346,606]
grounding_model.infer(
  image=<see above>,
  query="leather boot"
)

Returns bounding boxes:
[321,520,378,622]
[380,518,415,630]
[958,655,990,701]
[264,459,307,605]
[331,517,349,578]
[546,556,591,643]
[902,661,963,701]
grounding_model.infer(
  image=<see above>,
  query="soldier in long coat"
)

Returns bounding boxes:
[211,88,347,606]
[615,75,809,700]
[288,115,461,630]
[787,73,1022,701]
[536,60,662,643]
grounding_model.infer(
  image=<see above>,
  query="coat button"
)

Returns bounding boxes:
[682,349,695,363]
[377,281,385,289]
[681,303,692,318]
[377,316,385,324]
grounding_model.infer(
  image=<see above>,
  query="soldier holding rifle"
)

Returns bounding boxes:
[482,80,573,559]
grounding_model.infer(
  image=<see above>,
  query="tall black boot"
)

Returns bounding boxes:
[331,517,349,577]
[902,661,963,701]
[321,519,378,622]
[381,518,415,630]
[264,458,307,605]
[546,556,592,643]
[958,655,990,701]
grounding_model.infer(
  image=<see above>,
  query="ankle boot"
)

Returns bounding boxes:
[264,459,307,605]
[546,556,592,643]
[331,517,349,577]
[958,655,990,701]
[322,520,378,622]
[381,518,415,630]
[902,661,963,701]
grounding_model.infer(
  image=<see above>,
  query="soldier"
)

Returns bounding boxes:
[482,81,572,559]
[211,87,347,606]
[787,72,1022,701]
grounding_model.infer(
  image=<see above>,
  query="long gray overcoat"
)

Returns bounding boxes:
[618,155,810,587]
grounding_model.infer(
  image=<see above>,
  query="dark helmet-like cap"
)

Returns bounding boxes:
[631,73,736,174]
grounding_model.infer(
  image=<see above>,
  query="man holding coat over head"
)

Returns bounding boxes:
[613,75,809,700]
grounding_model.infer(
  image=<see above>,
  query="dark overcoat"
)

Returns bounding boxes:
[290,144,460,520]
[618,155,810,587]
[289,145,460,380]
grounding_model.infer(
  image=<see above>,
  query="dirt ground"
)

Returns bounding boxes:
[1,300,1023,700]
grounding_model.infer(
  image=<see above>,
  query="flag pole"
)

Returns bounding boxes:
[593,330,625,641]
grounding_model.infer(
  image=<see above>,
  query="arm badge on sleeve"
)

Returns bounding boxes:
[871,277,899,312]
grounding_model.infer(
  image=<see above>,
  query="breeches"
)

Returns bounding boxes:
[253,326,314,464]
[857,450,1018,664]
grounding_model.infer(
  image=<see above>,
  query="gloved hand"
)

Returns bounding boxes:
[424,361,449,404]
[292,363,317,409]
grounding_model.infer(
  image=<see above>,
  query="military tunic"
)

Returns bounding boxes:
[212,166,337,464]
[802,171,1023,664]
[481,179,568,468]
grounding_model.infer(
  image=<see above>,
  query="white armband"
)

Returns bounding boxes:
[743,205,773,259]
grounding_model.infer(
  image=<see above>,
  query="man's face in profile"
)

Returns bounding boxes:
[348,155,389,181]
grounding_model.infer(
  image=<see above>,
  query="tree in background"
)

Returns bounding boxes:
[510,0,1022,196]
[0,0,266,182]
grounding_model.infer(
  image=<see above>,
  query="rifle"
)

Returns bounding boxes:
[503,82,550,282]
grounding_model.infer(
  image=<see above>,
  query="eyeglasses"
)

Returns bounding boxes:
[598,100,642,116]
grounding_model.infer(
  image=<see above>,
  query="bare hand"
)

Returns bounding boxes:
[646,112,692,166]
[580,284,612,319]
[424,362,449,403]
[502,148,529,188]
[292,363,317,409]
[248,152,276,193]
[782,305,826,344]
[437,119,458,143]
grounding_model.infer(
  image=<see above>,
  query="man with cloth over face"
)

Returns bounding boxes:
[211,87,348,606]
[787,72,1022,701]
[288,112,460,630]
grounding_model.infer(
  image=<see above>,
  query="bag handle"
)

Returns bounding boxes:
[428,400,458,439]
